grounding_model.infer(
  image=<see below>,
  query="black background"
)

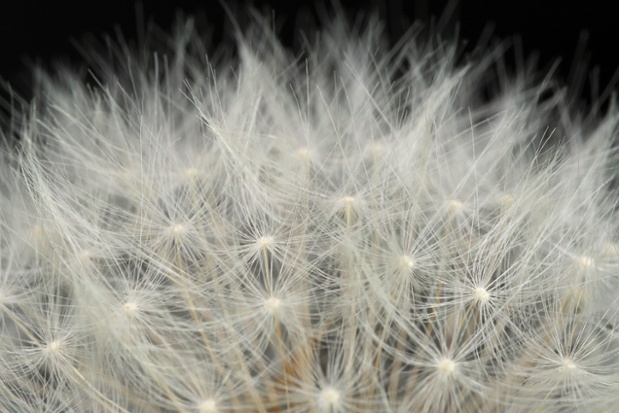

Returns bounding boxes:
[1,0,617,107]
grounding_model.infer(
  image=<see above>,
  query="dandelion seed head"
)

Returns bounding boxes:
[561,358,578,371]
[295,147,311,161]
[198,399,218,413]
[319,386,341,408]
[437,357,457,375]
[264,297,281,312]
[264,296,281,312]
[123,301,139,315]
[78,249,92,261]
[170,223,185,237]
[256,235,275,248]
[29,225,44,243]
[577,255,595,270]
[368,142,385,157]
[2,6,619,413]
[399,255,415,271]
[447,199,463,214]
[340,196,356,207]
[501,193,515,208]
[184,168,199,179]
[473,286,491,303]
[45,340,62,355]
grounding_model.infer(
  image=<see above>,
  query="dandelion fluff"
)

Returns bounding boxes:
[0,9,618,413]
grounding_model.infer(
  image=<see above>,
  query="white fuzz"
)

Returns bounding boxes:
[399,255,415,271]
[1,10,619,413]
[264,296,281,312]
[198,399,218,413]
[318,386,341,409]
[472,286,491,304]
[437,357,458,375]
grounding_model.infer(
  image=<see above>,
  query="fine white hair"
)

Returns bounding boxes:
[1,10,619,413]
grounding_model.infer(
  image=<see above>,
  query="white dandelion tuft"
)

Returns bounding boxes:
[0,7,618,413]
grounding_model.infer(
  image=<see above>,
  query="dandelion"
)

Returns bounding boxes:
[1,7,619,413]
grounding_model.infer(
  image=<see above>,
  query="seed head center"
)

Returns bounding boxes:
[184,168,199,180]
[447,199,463,214]
[437,357,457,375]
[399,255,414,270]
[577,255,594,269]
[369,142,385,156]
[264,296,281,312]
[296,147,311,161]
[501,193,515,208]
[320,387,341,406]
[473,286,490,303]
[256,236,274,248]
[170,224,185,236]
[79,249,92,260]
[199,399,218,413]
[561,358,577,371]
[47,340,61,354]
[341,196,356,207]
[123,301,139,314]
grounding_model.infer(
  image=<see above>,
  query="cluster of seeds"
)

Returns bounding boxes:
[1,14,619,413]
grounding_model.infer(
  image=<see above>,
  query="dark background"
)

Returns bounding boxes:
[1,0,617,109]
